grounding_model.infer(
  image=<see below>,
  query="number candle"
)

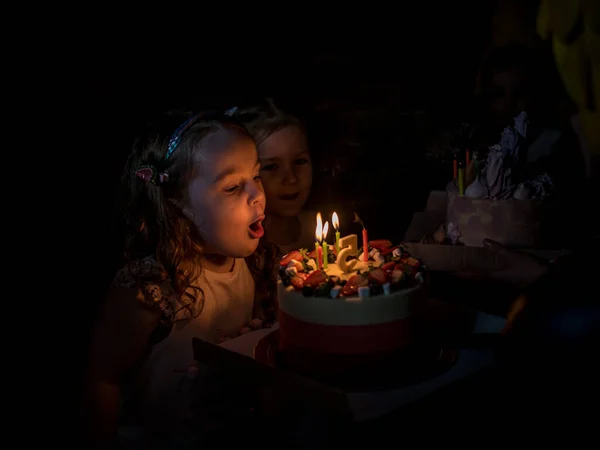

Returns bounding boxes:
[336,234,358,273]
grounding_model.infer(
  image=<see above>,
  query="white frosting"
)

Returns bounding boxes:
[278,280,422,326]
[278,261,425,326]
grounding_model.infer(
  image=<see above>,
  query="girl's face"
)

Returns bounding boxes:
[184,127,266,258]
[257,126,312,218]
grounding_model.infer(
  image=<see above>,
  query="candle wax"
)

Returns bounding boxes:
[335,231,340,254]
[322,241,328,269]
[362,228,369,262]
[314,242,321,270]
[317,246,323,270]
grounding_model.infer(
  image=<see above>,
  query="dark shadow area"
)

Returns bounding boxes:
[67,1,600,446]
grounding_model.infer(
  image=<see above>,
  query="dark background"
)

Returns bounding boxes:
[75,1,562,322]
[62,1,584,441]
[86,1,502,246]
[72,0,553,388]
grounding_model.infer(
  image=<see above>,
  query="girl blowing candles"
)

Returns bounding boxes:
[84,110,279,447]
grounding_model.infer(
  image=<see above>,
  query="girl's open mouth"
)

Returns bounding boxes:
[248,219,264,239]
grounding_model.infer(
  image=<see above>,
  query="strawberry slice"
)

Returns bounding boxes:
[391,269,404,284]
[303,270,328,288]
[369,240,393,251]
[341,274,368,296]
[403,266,416,276]
[368,268,388,284]
[381,245,401,256]
[280,250,304,267]
[381,261,396,272]
[307,249,317,259]
[290,276,305,290]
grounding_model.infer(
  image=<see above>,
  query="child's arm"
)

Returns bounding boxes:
[83,287,161,446]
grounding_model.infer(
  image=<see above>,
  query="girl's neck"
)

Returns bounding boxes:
[265,214,301,246]
[200,253,235,273]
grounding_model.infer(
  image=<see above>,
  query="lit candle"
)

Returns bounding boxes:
[353,212,369,263]
[332,212,340,254]
[315,212,323,270]
[336,234,358,273]
[322,221,329,269]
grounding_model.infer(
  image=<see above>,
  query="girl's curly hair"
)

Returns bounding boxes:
[114,110,279,323]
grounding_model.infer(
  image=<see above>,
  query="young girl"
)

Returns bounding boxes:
[85,110,279,446]
[231,100,316,255]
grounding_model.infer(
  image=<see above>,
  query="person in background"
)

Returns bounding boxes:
[231,100,317,255]
[472,44,585,189]
[470,44,587,246]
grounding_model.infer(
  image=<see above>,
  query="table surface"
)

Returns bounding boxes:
[220,308,506,421]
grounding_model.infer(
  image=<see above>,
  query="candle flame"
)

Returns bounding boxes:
[315,212,323,242]
[332,212,339,230]
[322,221,329,240]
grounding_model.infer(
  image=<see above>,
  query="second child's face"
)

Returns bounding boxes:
[257,126,312,218]
[184,127,266,258]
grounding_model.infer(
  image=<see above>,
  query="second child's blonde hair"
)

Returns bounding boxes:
[231,98,304,145]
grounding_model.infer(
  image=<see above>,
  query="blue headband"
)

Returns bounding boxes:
[165,114,201,160]
[165,108,240,160]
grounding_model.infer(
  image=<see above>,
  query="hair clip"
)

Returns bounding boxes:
[135,165,169,185]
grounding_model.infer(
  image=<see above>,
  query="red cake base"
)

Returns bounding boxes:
[254,329,457,391]
[278,310,420,355]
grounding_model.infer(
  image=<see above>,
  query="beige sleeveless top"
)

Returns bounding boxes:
[112,257,255,429]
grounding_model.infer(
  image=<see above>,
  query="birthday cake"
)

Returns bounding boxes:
[277,237,427,355]
[444,112,551,248]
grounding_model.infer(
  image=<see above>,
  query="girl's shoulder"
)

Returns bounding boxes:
[111,256,176,320]
[112,256,163,288]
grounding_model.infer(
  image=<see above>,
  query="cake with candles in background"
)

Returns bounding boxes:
[443,112,554,248]
[277,212,428,359]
